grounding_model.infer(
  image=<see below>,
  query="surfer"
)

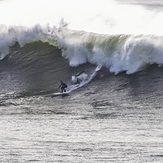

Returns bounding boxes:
[59,80,67,93]
[72,71,87,84]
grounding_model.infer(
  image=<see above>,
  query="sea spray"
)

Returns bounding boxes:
[0,0,162,35]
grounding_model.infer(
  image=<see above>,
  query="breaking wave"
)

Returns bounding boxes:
[1,23,163,75]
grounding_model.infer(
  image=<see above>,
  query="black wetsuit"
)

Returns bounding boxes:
[59,81,67,93]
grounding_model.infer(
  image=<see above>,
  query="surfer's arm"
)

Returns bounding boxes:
[76,71,85,77]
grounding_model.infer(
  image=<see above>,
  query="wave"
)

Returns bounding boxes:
[58,30,163,74]
[1,23,163,75]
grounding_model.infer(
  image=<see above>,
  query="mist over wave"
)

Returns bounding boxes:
[0,0,163,34]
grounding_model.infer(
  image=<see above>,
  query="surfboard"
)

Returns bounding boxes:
[52,83,81,97]
[52,92,69,97]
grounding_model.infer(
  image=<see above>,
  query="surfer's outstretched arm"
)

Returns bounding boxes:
[76,71,85,77]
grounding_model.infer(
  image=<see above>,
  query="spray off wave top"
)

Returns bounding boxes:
[0,0,163,35]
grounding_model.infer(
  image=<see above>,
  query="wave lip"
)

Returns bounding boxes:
[0,24,58,60]
[58,30,163,74]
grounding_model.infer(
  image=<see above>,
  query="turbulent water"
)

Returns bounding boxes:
[1,0,163,162]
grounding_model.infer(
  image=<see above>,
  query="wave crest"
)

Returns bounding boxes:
[57,29,163,74]
[1,23,163,75]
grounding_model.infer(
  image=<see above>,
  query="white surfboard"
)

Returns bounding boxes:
[52,92,69,96]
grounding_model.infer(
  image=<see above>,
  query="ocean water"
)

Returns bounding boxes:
[0,0,163,162]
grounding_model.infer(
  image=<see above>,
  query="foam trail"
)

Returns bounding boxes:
[95,65,103,72]
[68,65,102,93]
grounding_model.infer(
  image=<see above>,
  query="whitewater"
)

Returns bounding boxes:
[0,0,163,163]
